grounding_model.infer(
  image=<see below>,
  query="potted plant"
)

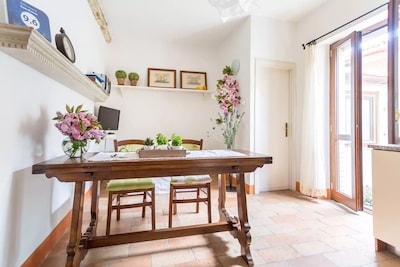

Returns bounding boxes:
[143,137,154,150]
[128,72,140,86]
[170,133,183,150]
[156,133,168,150]
[115,70,127,85]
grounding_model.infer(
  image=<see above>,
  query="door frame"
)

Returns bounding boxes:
[252,59,296,193]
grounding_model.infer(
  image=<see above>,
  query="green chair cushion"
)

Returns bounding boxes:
[118,144,143,152]
[171,175,212,185]
[107,178,154,191]
[182,144,200,151]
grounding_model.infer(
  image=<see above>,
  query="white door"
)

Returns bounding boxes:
[254,60,292,192]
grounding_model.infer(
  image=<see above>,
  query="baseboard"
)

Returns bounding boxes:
[21,186,92,267]
[295,181,330,199]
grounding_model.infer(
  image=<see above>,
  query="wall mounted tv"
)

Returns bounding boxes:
[97,106,120,131]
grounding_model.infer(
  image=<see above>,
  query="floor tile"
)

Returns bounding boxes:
[39,185,400,267]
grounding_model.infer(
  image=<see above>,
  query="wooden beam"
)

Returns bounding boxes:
[87,0,112,43]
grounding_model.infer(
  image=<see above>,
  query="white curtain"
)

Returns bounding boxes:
[299,44,329,197]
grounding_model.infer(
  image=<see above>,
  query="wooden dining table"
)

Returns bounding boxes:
[32,149,272,267]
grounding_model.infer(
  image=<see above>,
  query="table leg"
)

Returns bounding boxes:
[65,181,85,267]
[236,173,253,266]
[80,179,100,252]
[218,174,227,222]
[89,179,100,236]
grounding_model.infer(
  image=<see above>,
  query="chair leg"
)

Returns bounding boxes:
[142,191,146,218]
[116,193,121,221]
[207,183,212,223]
[106,191,113,236]
[151,187,156,230]
[169,185,174,228]
[196,188,200,213]
[173,189,177,214]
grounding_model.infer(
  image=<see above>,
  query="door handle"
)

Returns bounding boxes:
[285,122,288,137]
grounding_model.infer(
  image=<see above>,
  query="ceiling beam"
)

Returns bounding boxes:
[87,0,112,43]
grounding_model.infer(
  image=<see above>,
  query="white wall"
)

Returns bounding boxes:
[216,17,251,151]
[0,0,107,266]
[102,35,238,149]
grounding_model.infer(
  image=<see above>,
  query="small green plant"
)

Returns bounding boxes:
[156,133,168,145]
[171,134,182,146]
[115,70,127,79]
[128,72,139,81]
[144,137,154,146]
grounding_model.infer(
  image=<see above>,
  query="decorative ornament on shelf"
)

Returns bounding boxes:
[128,72,140,86]
[210,64,244,149]
[53,104,106,158]
[115,70,127,85]
[55,28,76,63]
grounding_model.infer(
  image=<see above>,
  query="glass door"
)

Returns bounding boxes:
[361,25,388,210]
[330,31,363,211]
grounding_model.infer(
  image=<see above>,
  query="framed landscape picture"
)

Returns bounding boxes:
[180,71,207,90]
[147,68,176,88]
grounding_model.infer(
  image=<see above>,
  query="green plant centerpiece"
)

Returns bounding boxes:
[144,137,154,150]
[156,133,168,150]
[170,133,183,150]
[128,72,140,86]
[115,70,127,85]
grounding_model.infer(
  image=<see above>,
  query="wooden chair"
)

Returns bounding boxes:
[168,139,212,227]
[105,139,155,235]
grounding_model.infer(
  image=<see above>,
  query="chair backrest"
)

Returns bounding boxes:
[182,139,203,151]
[114,139,145,152]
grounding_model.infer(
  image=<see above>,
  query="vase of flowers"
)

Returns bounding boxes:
[53,104,106,158]
[211,65,244,149]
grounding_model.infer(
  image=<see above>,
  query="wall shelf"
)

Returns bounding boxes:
[113,85,214,95]
[0,23,109,102]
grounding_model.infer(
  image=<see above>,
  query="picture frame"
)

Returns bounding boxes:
[147,68,176,88]
[180,71,207,90]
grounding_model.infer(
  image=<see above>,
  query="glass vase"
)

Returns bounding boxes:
[225,135,235,150]
[62,137,90,158]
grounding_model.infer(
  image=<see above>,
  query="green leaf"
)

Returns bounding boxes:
[75,104,83,113]
[66,104,73,113]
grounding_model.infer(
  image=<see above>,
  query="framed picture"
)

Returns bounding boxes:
[147,68,176,88]
[180,71,207,90]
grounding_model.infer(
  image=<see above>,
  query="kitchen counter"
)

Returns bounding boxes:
[368,144,400,152]
[369,146,400,252]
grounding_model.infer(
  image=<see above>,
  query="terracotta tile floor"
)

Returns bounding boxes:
[40,179,400,267]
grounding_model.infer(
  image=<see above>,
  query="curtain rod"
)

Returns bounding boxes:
[301,2,387,49]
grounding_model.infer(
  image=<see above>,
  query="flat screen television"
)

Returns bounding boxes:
[97,106,120,131]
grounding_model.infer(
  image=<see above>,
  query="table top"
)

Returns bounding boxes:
[32,149,273,182]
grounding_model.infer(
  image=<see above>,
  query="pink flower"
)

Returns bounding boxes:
[212,65,245,148]
[53,104,106,144]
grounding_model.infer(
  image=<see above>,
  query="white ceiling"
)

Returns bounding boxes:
[98,0,328,45]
